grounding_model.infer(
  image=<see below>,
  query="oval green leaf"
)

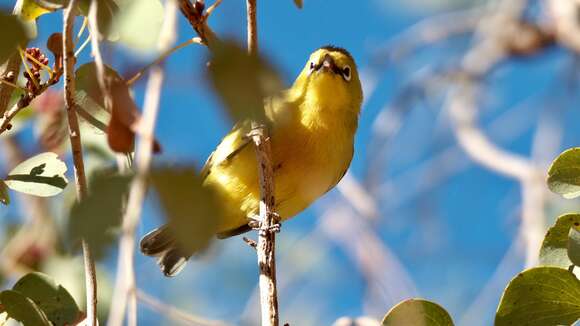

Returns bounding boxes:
[0,290,51,326]
[0,180,9,205]
[0,12,28,63]
[547,147,580,199]
[4,152,68,197]
[539,213,580,268]
[381,298,454,326]
[12,272,82,326]
[495,266,580,326]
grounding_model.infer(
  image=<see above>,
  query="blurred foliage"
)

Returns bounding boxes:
[208,40,284,123]
[67,171,131,259]
[381,298,454,326]
[0,11,28,63]
[0,180,9,205]
[149,167,221,254]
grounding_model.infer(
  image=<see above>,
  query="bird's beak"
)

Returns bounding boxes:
[320,54,336,72]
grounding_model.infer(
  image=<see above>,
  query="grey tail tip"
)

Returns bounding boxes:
[140,225,190,277]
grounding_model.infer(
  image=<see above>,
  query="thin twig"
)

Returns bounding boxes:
[249,124,280,326]
[63,1,96,325]
[136,290,229,326]
[107,1,178,326]
[126,36,202,86]
[244,0,279,324]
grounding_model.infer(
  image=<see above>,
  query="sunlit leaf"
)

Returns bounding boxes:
[78,0,119,40]
[75,62,161,153]
[67,172,131,259]
[112,0,164,51]
[569,226,580,267]
[0,290,51,326]
[539,213,580,268]
[20,0,58,21]
[0,180,9,205]
[12,272,82,326]
[208,40,284,123]
[4,152,68,197]
[150,167,221,253]
[495,267,580,326]
[0,12,28,63]
[547,147,580,199]
[381,298,454,326]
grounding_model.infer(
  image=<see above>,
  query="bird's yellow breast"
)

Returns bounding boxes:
[204,96,357,233]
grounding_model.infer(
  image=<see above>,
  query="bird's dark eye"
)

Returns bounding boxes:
[309,61,315,71]
[342,66,351,81]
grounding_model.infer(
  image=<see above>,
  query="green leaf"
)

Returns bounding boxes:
[75,61,123,110]
[495,267,580,326]
[68,171,131,259]
[381,298,454,326]
[0,11,28,63]
[547,147,580,199]
[12,272,82,326]
[569,227,580,267]
[78,0,119,40]
[18,0,58,21]
[539,213,580,268]
[208,40,284,123]
[293,0,303,8]
[0,180,9,205]
[112,0,164,51]
[0,290,51,326]
[4,152,68,197]
[150,167,221,253]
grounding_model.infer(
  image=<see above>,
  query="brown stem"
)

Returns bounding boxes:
[249,124,279,326]
[246,0,258,55]
[63,1,96,325]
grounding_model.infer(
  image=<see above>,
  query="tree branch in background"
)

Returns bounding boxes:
[107,1,178,326]
[136,290,229,326]
[63,1,97,325]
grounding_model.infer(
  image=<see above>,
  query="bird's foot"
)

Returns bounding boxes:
[247,213,281,234]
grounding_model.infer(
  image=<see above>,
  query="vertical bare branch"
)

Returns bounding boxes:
[63,1,96,325]
[245,0,279,325]
[107,2,178,326]
[246,0,258,55]
[249,125,280,326]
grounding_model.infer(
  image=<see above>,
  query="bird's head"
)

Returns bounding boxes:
[291,46,363,114]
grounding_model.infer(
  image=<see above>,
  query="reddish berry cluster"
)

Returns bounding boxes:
[23,47,49,92]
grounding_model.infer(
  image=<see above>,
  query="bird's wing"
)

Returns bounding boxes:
[201,120,253,180]
[202,96,281,180]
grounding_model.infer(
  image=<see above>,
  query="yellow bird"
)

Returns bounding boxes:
[141,46,363,276]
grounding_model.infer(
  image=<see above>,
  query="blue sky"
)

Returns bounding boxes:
[2,0,579,325]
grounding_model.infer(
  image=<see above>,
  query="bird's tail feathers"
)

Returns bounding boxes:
[140,225,190,277]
